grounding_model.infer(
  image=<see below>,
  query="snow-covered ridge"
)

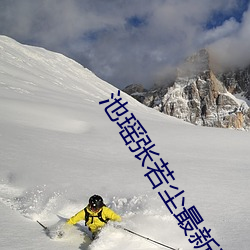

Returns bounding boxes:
[0,35,145,106]
[0,36,151,133]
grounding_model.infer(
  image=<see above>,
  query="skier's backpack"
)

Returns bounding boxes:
[84,206,109,226]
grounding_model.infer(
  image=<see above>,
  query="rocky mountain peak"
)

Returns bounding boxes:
[177,49,210,78]
[123,49,250,130]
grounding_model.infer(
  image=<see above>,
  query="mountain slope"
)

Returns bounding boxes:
[0,36,250,250]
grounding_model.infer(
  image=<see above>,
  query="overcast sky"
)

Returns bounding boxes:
[0,0,249,89]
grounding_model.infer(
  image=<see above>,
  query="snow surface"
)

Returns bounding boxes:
[0,35,250,250]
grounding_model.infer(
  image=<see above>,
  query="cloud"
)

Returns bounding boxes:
[208,3,250,69]
[200,18,240,45]
[0,0,249,88]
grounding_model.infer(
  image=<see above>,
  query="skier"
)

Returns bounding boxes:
[66,194,122,239]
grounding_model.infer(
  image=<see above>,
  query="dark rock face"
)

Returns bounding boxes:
[123,49,250,130]
[218,66,250,99]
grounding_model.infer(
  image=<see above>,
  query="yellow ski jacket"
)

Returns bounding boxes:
[67,206,121,233]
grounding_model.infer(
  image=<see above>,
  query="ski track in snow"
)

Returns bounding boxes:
[0,99,91,134]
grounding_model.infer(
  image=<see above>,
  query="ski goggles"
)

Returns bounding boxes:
[90,205,101,212]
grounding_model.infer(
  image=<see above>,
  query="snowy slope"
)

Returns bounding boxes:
[0,36,250,250]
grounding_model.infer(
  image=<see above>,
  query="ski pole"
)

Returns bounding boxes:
[37,220,48,231]
[122,227,179,250]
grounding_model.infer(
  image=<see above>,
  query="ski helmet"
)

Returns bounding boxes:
[89,195,104,210]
